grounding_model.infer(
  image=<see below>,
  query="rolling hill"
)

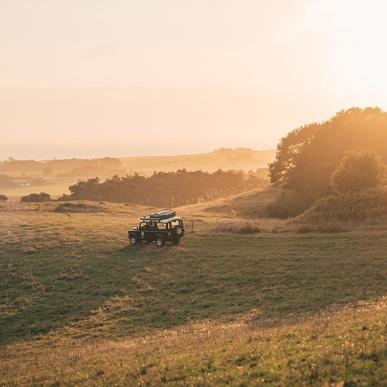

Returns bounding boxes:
[120,148,275,175]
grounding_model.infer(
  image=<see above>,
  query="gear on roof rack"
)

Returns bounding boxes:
[144,210,176,220]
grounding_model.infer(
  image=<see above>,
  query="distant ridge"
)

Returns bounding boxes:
[120,148,275,175]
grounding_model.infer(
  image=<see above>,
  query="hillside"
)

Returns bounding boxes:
[0,200,386,385]
[188,186,280,218]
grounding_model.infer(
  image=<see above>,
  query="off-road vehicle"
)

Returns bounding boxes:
[128,210,184,247]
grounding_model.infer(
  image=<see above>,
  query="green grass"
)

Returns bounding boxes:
[0,206,386,385]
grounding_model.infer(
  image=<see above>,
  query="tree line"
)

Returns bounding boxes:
[60,169,265,207]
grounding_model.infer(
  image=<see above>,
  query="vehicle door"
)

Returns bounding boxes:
[144,221,166,240]
[139,222,147,240]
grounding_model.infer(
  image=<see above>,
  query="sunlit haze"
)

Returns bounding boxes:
[1,0,387,159]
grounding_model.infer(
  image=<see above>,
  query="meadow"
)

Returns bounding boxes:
[0,199,386,385]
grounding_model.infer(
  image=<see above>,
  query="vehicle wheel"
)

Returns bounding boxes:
[175,226,183,236]
[156,235,165,247]
[129,235,138,246]
[172,236,180,245]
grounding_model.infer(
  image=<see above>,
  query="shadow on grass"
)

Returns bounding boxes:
[1,232,387,346]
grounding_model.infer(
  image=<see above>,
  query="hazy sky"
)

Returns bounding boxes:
[1,0,387,159]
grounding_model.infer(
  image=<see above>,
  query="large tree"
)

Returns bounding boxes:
[269,107,387,202]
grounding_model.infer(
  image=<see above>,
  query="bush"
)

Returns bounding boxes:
[238,225,261,234]
[265,189,312,218]
[295,225,314,233]
[0,194,7,201]
[213,223,261,234]
[20,192,51,203]
[55,202,103,213]
[330,152,383,194]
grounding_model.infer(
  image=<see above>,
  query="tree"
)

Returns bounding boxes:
[269,107,387,201]
[0,194,7,201]
[330,152,383,194]
[20,192,51,202]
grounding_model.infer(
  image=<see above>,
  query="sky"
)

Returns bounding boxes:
[1,0,387,159]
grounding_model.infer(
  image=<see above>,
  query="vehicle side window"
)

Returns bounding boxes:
[158,223,167,230]
[171,220,179,228]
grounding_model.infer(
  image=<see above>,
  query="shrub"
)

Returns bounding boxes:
[238,225,261,234]
[265,189,312,218]
[330,152,383,194]
[213,223,261,234]
[20,192,51,203]
[295,225,314,233]
[0,194,7,202]
[55,202,103,213]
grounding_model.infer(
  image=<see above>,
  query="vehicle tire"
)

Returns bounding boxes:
[156,235,165,247]
[174,226,183,236]
[172,236,180,245]
[129,235,139,246]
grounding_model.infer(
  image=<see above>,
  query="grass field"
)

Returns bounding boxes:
[0,201,386,385]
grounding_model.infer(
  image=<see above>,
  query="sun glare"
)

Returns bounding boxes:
[324,0,387,99]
